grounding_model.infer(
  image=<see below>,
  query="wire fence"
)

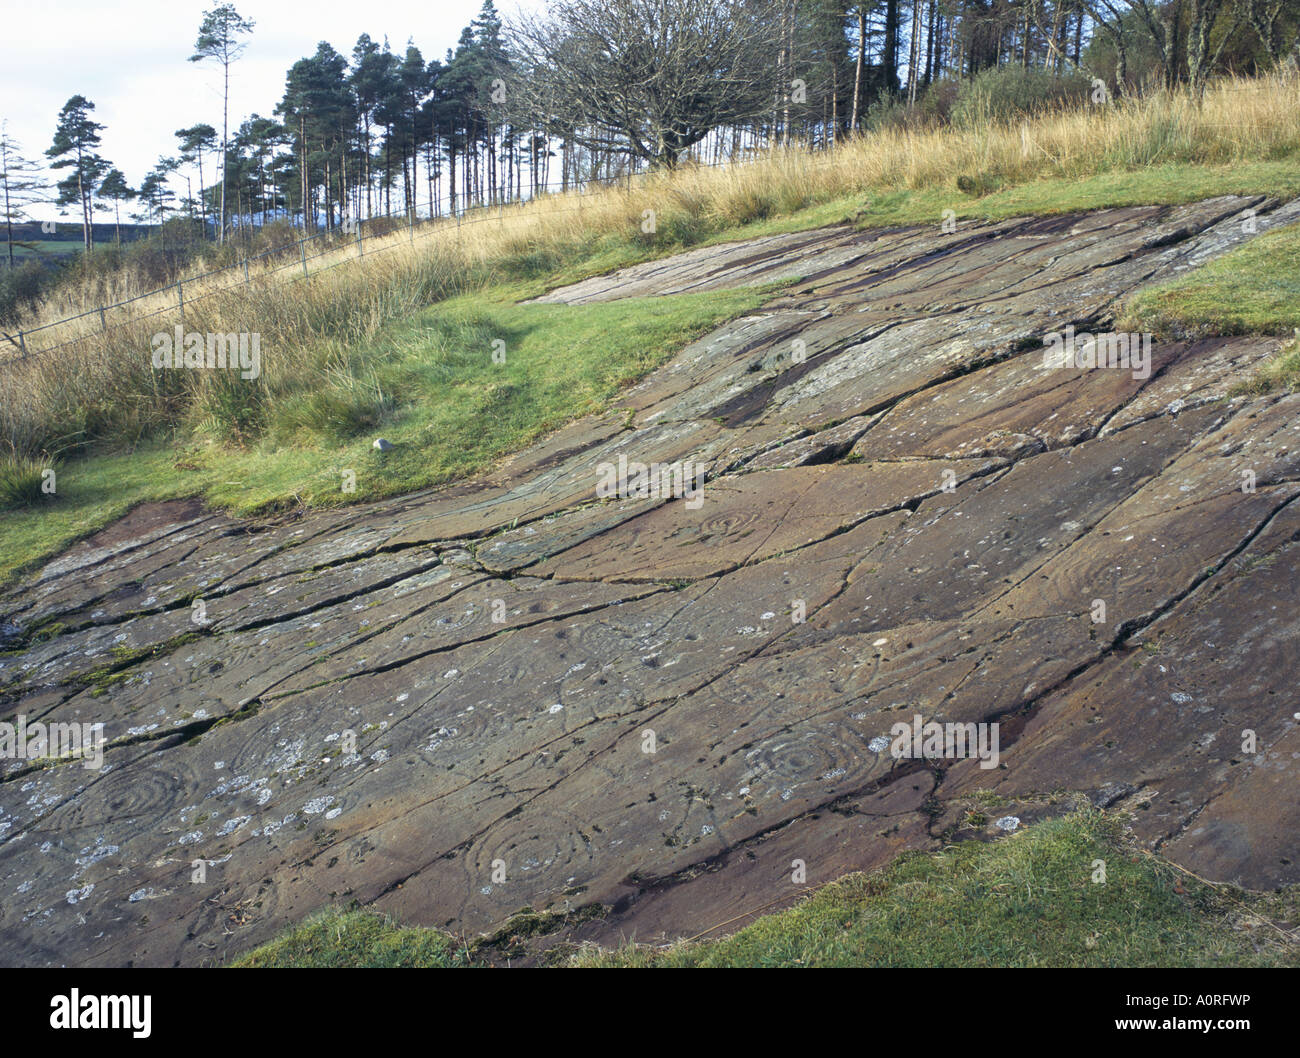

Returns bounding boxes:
[4,73,1284,369]
[0,149,790,369]
[0,186,577,364]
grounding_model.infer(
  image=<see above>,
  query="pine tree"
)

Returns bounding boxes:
[175,125,218,237]
[45,95,107,252]
[96,168,135,245]
[190,3,256,243]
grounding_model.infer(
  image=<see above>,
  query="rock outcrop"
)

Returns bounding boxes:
[2,196,1297,965]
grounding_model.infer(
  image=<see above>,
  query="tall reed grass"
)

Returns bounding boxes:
[3,72,1298,462]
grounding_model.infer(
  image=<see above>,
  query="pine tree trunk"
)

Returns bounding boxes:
[220,59,229,244]
[851,7,865,132]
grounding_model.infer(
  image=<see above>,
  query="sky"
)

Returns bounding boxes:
[1,0,539,221]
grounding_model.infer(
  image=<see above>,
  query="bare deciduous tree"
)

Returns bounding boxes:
[1,123,50,268]
[507,0,785,169]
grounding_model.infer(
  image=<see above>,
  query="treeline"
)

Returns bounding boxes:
[4,0,1299,266]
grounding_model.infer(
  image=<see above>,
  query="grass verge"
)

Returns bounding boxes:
[0,284,769,586]
[231,908,476,968]
[6,76,1300,586]
[1119,220,1300,393]
[230,810,1300,968]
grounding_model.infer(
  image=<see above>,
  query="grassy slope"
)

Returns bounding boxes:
[6,161,1300,590]
[1119,219,1300,393]
[6,72,1300,582]
[0,285,769,585]
[231,811,1299,968]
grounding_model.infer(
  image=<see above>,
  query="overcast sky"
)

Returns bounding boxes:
[2,0,540,220]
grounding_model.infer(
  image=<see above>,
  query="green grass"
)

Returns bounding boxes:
[1119,219,1300,393]
[7,159,1300,590]
[726,160,1300,243]
[231,810,1300,968]
[1121,221,1300,338]
[0,284,770,586]
[230,907,475,968]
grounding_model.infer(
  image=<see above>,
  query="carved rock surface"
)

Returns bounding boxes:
[2,196,1298,965]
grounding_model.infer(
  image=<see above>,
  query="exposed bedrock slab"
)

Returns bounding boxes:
[533,460,1001,583]
[943,496,1300,889]
[1,197,1297,966]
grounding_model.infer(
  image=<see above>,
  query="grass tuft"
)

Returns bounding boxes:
[1119,221,1300,340]
[0,450,55,510]
[1233,338,1300,396]
[230,811,1300,969]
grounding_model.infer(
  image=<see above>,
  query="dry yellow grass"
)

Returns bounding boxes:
[3,71,1298,460]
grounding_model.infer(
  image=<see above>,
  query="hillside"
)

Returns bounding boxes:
[3,73,1300,588]
[1,186,1297,966]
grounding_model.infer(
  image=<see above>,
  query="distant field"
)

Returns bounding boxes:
[3,220,155,263]
[3,239,84,260]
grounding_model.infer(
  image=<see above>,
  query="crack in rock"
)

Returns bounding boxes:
[1,196,1297,965]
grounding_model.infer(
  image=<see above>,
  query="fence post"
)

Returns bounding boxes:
[300,239,308,277]
[244,258,250,285]
[357,220,364,258]
[99,306,107,332]
[177,281,184,328]
[17,330,25,357]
